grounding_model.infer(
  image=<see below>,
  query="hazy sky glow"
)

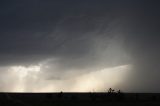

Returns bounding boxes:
[0,0,160,92]
[0,64,130,92]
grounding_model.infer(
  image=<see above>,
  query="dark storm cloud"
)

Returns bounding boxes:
[0,0,129,66]
[0,0,160,92]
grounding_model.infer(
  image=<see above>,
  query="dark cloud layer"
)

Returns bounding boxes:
[0,0,129,65]
[0,0,160,92]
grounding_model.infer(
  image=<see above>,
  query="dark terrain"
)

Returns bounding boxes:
[1,92,160,106]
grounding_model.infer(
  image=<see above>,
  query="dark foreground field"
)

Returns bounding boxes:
[0,92,160,106]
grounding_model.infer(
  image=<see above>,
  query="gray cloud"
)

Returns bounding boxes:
[0,0,160,92]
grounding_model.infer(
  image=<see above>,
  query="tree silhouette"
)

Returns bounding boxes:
[108,88,115,93]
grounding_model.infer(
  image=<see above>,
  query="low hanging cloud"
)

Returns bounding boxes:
[0,0,160,92]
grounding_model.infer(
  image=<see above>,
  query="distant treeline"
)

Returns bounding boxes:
[0,88,160,105]
[44,88,160,102]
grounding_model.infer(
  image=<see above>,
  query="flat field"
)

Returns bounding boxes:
[0,93,160,106]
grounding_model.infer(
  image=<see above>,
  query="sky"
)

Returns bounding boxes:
[0,0,160,92]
